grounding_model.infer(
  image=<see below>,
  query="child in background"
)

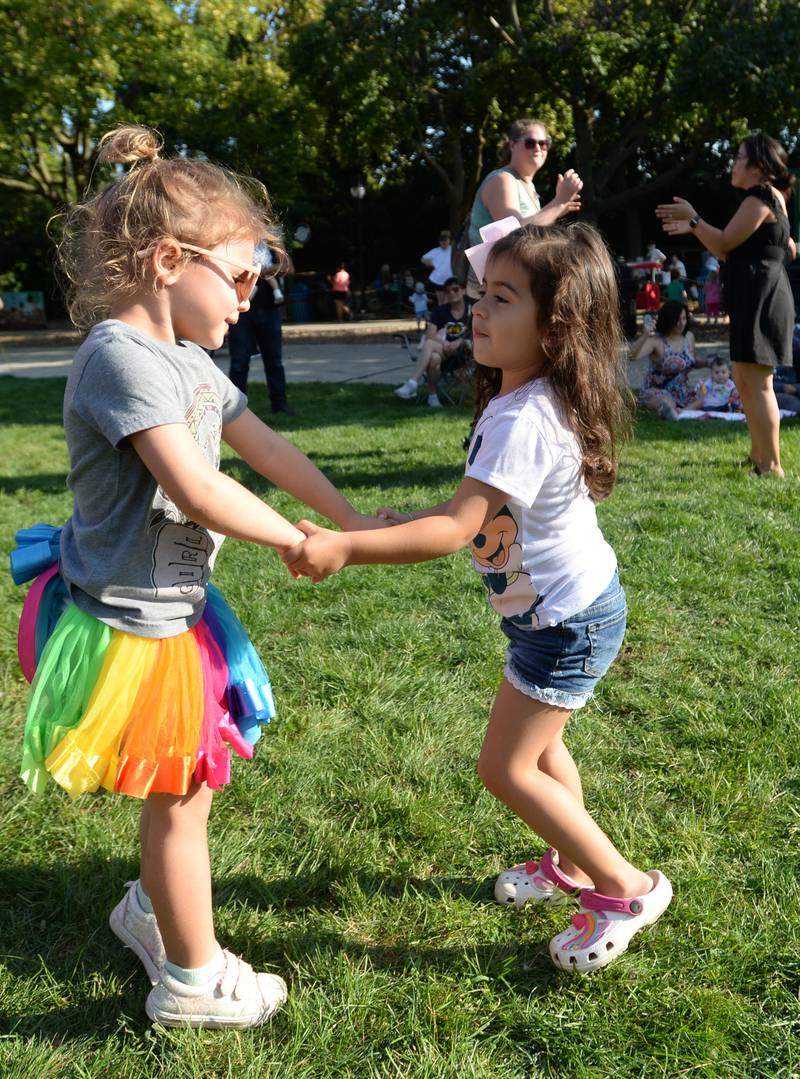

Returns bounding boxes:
[285,220,673,974]
[703,271,722,324]
[664,268,688,304]
[11,125,379,1029]
[686,355,742,412]
[411,281,430,330]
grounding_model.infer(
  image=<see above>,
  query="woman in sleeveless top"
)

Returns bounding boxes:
[466,118,583,298]
[629,301,707,418]
[657,133,796,476]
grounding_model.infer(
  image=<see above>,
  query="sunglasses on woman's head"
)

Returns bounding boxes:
[522,137,551,151]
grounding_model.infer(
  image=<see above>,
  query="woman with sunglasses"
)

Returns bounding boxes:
[465,119,583,299]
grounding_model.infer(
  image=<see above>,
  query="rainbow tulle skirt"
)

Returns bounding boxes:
[12,525,276,800]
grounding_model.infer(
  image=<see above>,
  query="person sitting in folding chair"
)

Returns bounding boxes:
[394,277,472,408]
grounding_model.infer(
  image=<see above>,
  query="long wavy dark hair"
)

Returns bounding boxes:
[472,222,632,501]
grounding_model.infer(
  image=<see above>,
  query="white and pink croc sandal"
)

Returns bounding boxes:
[494,848,587,910]
[549,869,673,973]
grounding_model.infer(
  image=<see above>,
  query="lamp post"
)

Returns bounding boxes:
[349,180,366,314]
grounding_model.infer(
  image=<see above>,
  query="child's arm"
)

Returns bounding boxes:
[284,477,509,581]
[223,409,377,530]
[131,423,305,550]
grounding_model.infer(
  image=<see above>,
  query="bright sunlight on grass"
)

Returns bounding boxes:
[1,376,799,1077]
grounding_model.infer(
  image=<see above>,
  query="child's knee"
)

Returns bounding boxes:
[478,746,534,798]
[477,742,506,795]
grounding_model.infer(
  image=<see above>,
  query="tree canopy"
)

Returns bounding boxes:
[0,0,797,298]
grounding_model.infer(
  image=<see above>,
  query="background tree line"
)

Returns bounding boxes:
[1,0,798,313]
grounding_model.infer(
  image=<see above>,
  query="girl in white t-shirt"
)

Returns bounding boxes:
[285,221,672,973]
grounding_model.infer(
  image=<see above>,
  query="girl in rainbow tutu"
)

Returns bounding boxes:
[11,124,380,1029]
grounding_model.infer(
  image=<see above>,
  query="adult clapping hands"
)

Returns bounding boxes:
[465,118,582,298]
[656,133,796,477]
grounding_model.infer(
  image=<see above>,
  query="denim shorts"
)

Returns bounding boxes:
[501,573,627,710]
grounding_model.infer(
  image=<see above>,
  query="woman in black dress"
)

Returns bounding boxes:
[656,133,796,476]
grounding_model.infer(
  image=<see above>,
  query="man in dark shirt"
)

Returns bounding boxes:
[227,243,294,414]
[393,277,471,408]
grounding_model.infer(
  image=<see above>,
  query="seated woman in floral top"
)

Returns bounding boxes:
[629,301,708,418]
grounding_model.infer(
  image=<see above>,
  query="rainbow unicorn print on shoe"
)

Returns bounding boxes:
[494,848,586,910]
[549,869,672,973]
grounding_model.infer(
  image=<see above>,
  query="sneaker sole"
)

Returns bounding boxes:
[109,907,161,986]
[145,995,286,1029]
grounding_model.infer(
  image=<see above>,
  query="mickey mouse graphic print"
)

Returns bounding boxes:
[464,380,617,629]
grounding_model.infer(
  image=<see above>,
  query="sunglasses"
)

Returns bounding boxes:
[179,243,261,303]
[521,137,551,151]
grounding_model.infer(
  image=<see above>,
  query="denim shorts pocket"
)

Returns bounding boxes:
[584,606,627,677]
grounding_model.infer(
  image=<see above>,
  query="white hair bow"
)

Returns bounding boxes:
[465,216,522,285]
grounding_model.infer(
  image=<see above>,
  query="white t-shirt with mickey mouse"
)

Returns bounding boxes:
[464,378,617,629]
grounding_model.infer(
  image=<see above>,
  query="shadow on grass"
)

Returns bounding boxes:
[0,474,68,496]
[0,378,472,434]
[224,455,465,496]
[0,858,561,1041]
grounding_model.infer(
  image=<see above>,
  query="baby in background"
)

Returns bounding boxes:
[411,282,430,329]
[686,355,741,412]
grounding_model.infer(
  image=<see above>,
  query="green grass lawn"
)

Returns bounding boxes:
[1,376,799,1078]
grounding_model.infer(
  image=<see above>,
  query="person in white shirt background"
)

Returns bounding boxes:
[420,231,454,305]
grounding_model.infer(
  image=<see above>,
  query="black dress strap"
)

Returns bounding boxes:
[745,184,785,216]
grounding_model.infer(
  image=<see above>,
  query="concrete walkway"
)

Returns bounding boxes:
[0,321,730,392]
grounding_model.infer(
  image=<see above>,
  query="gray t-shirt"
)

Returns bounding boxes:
[60,320,247,638]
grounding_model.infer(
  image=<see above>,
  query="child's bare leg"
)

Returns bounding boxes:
[537,736,593,885]
[478,680,651,898]
[140,784,216,968]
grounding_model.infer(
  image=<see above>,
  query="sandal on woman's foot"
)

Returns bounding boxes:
[549,870,672,973]
[494,848,587,910]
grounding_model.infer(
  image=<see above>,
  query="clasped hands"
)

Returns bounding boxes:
[281,507,408,584]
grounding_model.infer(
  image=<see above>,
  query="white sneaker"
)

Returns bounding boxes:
[272,287,284,304]
[549,870,672,974]
[109,880,165,986]
[146,948,287,1029]
[394,379,418,399]
[427,394,442,409]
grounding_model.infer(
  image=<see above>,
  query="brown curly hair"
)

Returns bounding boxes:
[472,223,632,501]
[54,124,285,329]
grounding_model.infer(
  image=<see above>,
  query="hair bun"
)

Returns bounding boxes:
[98,125,162,166]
